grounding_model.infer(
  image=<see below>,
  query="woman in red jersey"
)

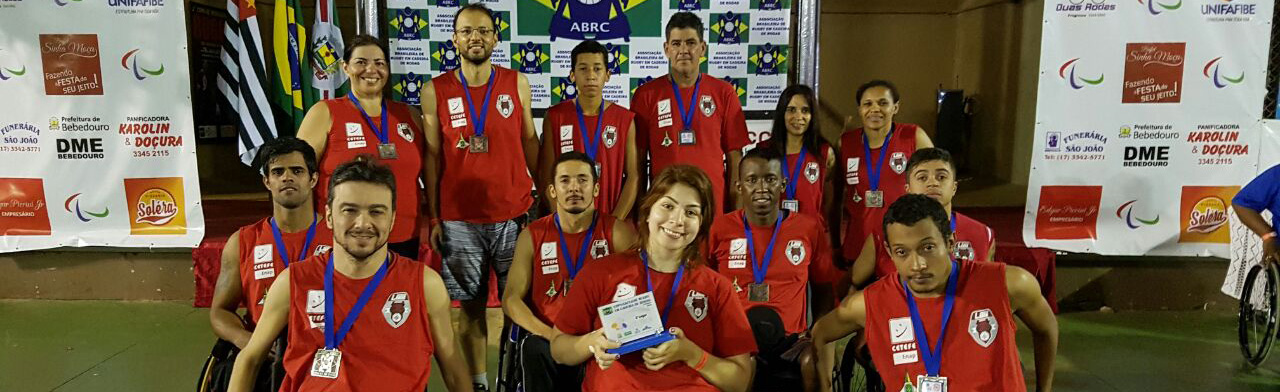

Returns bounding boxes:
[297,35,424,260]
[550,165,758,392]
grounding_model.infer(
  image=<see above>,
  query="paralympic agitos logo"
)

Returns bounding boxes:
[1116,200,1159,229]
[1139,0,1181,15]
[1203,57,1244,88]
[121,48,164,80]
[64,193,109,222]
[0,49,26,81]
[1059,58,1103,89]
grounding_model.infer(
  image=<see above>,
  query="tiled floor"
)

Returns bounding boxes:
[1,300,1278,391]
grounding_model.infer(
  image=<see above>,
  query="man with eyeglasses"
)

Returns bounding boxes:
[420,3,540,391]
[632,12,750,214]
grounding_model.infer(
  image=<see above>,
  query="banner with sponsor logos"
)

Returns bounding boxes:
[1025,0,1273,256]
[0,0,203,252]
[384,0,791,127]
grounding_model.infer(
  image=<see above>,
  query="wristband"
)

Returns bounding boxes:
[1263,232,1277,242]
[693,350,710,371]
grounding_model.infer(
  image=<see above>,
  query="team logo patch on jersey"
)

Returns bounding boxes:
[382,292,411,328]
[540,242,558,260]
[252,244,275,280]
[497,94,514,118]
[398,123,414,143]
[785,240,806,265]
[805,161,820,184]
[657,99,671,115]
[345,123,362,137]
[889,152,907,174]
[612,282,637,301]
[603,126,618,148]
[559,125,575,153]
[591,239,610,258]
[728,237,748,268]
[953,241,975,261]
[968,308,998,348]
[699,95,716,117]
[685,290,708,322]
[447,97,465,115]
[845,158,860,185]
[306,290,325,329]
[313,245,332,256]
[253,244,272,263]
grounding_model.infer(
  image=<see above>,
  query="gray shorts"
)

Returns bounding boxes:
[439,218,523,301]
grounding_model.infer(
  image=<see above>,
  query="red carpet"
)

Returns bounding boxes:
[193,200,1055,312]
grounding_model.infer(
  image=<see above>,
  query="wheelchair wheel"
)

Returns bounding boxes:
[835,336,883,392]
[1238,262,1279,368]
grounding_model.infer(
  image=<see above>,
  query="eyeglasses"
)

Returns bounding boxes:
[456,28,495,38]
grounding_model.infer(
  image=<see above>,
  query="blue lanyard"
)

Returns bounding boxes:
[640,251,685,325]
[458,67,497,137]
[669,75,703,131]
[554,212,599,280]
[862,127,895,192]
[268,213,318,268]
[324,253,391,349]
[950,212,957,236]
[781,146,808,200]
[742,213,784,285]
[347,93,389,144]
[574,99,606,162]
[901,260,959,377]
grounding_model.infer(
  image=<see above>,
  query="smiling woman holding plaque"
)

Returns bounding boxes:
[550,165,758,392]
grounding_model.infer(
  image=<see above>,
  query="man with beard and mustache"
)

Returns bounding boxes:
[632,12,750,214]
[811,195,1057,392]
[228,157,472,392]
[707,147,834,391]
[209,138,335,388]
[503,152,639,392]
[538,40,640,220]
[420,4,541,390]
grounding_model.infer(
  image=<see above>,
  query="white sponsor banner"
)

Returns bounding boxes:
[384,0,791,111]
[0,0,204,252]
[1024,0,1273,256]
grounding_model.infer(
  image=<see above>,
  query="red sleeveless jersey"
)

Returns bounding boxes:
[632,75,750,211]
[317,98,423,243]
[782,146,829,220]
[524,212,619,326]
[431,66,534,223]
[544,100,634,217]
[556,253,758,391]
[707,210,833,334]
[864,261,1025,392]
[235,216,333,325]
[281,253,435,391]
[839,123,918,260]
[953,212,994,263]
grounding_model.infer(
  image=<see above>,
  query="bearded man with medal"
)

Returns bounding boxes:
[811,195,1058,392]
[227,158,472,392]
[550,166,757,391]
[837,80,933,285]
[503,152,639,392]
[421,5,542,390]
[706,147,836,391]
[297,35,425,260]
[631,13,751,215]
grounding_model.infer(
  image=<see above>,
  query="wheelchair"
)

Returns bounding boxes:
[833,332,884,392]
[1239,261,1279,368]
[495,322,526,392]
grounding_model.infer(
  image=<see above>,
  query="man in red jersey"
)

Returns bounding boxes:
[838,80,932,281]
[707,147,835,391]
[812,195,1057,392]
[504,152,639,392]
[208,138,335,389]
[850,148,996,287]
[632,12,750,213]
[212,138,334,348]
[421,4,541,390]
[538,40,640,220]
[227,158,472,392]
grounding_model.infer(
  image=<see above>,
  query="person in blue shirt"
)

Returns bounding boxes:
[1233,164,1280,266]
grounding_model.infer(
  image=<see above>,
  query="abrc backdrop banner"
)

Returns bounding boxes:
[384,0,793,120]
[0,0,204,252]
[1024,0,1274,257]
